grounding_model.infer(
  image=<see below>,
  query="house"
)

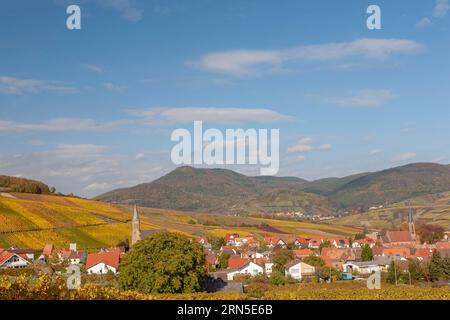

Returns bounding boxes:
[264,261,274,276]
[0,250,32,269]
[413,248,433,261]
[284,260,315,280]
[264,236,286,248]
[228,257,250,269]
[225,233,240,246]
[331,239,350,248]
[220,246,240,256]
[382,247,411,260]
[343,261,382,274]
[7,248,35,261]
[308,237,323,249]
[86,250,121,275]
[198,237,212,249]
[225,261,264,281]
[293,249,315,258]
[352,238,376,248]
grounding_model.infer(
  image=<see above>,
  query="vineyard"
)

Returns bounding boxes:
[0,193,360,250]
[0,275,448,300]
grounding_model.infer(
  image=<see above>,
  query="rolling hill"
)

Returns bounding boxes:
[95,166,328,214]
[96,163,450,213]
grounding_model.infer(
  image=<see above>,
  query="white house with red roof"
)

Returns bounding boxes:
[86,250,121,275]
[284,260,315,280]
[225,261,264,281]
[0,249,31,269]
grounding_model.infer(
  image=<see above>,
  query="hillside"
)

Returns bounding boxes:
[323,163,450,209]
[0,192,359,250]
[0,175,50,194]
[96,166,328,214]
[330,191,450,230]
[96,163,450,213]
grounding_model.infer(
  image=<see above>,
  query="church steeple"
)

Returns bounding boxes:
[408,201,416,240]
[131,204,141,245]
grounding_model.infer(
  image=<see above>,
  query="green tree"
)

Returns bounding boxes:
[387,260,400,284]
[118,232,207,294]
[268,270,286,285]
[272,248,295,273]
[428,250,444,282]
[217,253,230,270]
[116,238,130,252]
[302,256,325,268]
[408,259,424,282]
[210,237,226,251]
[318,240,331,253]
[361,244,373,261]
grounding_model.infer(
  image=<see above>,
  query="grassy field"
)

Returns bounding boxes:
[330,191,450,230]
[0,193,360,250]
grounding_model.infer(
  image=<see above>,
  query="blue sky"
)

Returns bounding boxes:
[0,0,449,197]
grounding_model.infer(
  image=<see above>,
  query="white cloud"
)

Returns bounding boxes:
[392,152,417,162]
[192,38,423,76]
[83,64,103,73]
[0,118,126,133]
[297,155,306,161]
[97,0,143,21]
[369,149,382,156]
[0,76,77,94]
[318,144,332,151]
[135,153,145,160]
[288,144,313,153]
[415,17,432,28]
[84,182,110,192]
[315,89,395,108]
[288,138,332,154]
[104,82,127,92]
[131,107,294,125]
[434,0,450,17]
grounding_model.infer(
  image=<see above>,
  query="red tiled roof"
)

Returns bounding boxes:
[293,249,315,257]
[228,257,249,269]
[386,231,414,243]
[43,244,53,256]
[383,247,411,257]
[86,251,120,270]
[436,242,450,250]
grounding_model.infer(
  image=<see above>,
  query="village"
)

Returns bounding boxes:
[1,205,449,293]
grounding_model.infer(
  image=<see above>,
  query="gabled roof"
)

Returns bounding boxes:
[43,244,53,256]
[228,257,249,269]
[0,251,31,266]
[385,231,414,243]
[86,251,120,270]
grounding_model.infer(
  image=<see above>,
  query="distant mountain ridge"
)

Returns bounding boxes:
[96,163,450,213]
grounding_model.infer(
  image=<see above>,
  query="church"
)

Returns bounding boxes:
[382,205,419,248]
[131,205,166,245]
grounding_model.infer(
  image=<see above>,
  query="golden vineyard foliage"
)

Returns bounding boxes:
[263,283,450,300]
[0,275,245,300]
[1,275,449,300]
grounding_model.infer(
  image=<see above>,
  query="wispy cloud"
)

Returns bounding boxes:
[287,137,331,153]
[104,82,127,92]
[392,152,417,162]
[191,38,423,76]
[130,107,295,125]
[97,0,143,21]
[369,149,382,156]
[0,118,126,133]
[313,89,395,108]
[434,0,450,17]
[415,17,432,28]
[0,76,77,94]
[83,63,103,73]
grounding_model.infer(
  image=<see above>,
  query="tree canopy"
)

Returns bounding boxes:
[118,232,207,294]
